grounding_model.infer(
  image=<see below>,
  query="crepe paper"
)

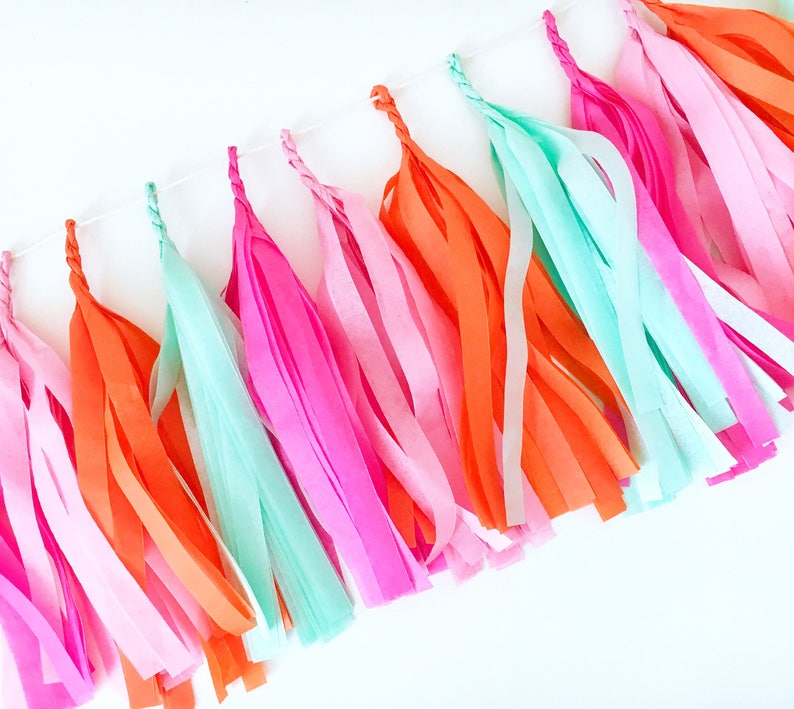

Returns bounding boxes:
[615,1,794,326]
[223,147,429,607]
[370,86,635,528]
[544,11,786,480]
[65,221,262,708]
[447,54,737,509]
[641,0,794,152]
[280,129,534,579]
[145,182,354,656]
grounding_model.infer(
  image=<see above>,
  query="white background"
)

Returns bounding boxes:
[2,0,793,707]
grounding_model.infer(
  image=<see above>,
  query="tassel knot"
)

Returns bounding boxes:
[370,85,412,145]
[64,220,90,295]
[280,129,338,212]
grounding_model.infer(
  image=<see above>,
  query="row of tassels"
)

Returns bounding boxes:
[5,2,794,707]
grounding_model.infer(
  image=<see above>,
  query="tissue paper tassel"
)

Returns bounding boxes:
[145,183,354,659]
[0,250,96,709]
[447,53,737,510]
[223,146,429,606]
[370,84,636,528]
[281,128,540,581]
[65,221,262,708]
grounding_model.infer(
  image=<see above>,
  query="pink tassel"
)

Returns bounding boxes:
[224,146,429,606]
[280,130,538,582]
[0,251,197,707]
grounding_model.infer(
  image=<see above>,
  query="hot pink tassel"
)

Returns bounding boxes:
[224,146,429,606]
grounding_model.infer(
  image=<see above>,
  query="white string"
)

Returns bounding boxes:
[11,0,582,260]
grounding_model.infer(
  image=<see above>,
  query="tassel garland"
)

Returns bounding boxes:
[4,2,794,705]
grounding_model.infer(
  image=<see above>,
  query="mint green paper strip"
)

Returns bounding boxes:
[447,55,735,509]
[145,183,353,657]
[780,1,794,21]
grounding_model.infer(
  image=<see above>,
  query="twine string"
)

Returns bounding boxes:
[11,0,582,260]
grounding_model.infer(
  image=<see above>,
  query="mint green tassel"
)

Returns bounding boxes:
[447,56,736,510]
[145,182,353,658]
